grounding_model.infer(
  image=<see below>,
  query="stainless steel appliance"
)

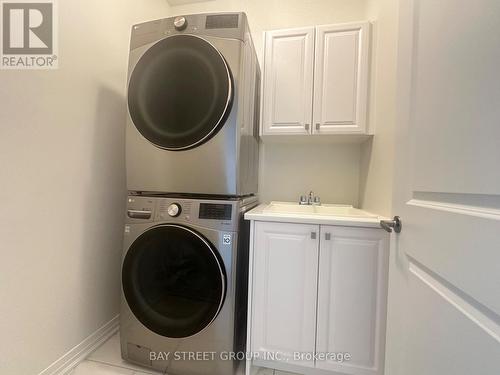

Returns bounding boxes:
[120,195,258,374]
[126,13,260,196]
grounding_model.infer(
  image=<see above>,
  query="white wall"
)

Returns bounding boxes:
[259,142,361,204]
[0,1,170,374]
[169,0,369,62]
[168,0,369,206]
[359,0,399,216]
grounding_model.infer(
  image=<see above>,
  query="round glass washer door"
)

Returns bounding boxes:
[128,34,233,151]
[122,224,227,338]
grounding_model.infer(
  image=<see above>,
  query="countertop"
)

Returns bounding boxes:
[245,203,385,228]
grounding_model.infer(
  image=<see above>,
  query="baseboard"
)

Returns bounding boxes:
[38,315,120,375]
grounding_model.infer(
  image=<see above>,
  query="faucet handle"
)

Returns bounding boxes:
[299,195,308,205]
[308,191,314,204]
[313,196,321,205]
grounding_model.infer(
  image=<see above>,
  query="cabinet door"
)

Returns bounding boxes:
[251,221,319,367]
[262,28,314,135]
[316,226,389,375]
[313,23,370,134]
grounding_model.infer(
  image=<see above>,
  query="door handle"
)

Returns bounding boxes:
[311,232,317,240]
[380,216,402,233]
[315,123,321,131]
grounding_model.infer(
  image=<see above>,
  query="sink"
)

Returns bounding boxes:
[314,205,378,217]
[263,202,317,215]
[263,202,378,218]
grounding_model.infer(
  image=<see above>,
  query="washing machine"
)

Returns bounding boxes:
[126,13,260,197]
[120,195,258,374]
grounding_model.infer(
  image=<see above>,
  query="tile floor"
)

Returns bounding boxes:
[70,332,300,375]
[69,333,162,375]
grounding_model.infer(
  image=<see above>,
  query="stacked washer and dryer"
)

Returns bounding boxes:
[120,13,260,375]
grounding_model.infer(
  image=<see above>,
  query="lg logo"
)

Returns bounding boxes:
[1,0,58,69]
[223,234,232,245]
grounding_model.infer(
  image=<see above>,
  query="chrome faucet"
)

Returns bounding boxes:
[308,191,314,205]
[299,191,321,206]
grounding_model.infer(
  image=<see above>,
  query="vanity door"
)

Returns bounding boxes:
[316,226,389,375]
[251,221,319,368]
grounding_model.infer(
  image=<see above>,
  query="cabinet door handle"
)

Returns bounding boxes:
[316,123,321,131]
[325,233,331,241]
[311,232,317,240]
[305,123,310,131]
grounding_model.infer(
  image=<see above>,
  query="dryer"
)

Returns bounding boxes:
[126,13,260,196]
[120,195,257,374]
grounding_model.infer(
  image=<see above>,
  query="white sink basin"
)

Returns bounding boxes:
[314,205,378,217]
[264,201,378,218]
[263,202,317,215]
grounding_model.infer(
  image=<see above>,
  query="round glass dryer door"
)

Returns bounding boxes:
[122,225,226,338]
[128,34,234,151]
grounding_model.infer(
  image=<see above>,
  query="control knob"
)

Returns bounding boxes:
[174,16,187,31]
[167,203,182,217]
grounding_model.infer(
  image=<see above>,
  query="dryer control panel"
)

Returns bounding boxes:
[130,12,248,51]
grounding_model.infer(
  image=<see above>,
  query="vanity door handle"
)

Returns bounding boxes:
[325,233,331,241]
[311,232,317,240]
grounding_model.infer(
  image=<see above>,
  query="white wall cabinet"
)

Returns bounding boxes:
[249,221,388,375]
[262,22,370,136]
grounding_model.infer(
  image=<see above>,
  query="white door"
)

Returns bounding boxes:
[317,226,389,375]
[251,221,319,367]
[262,27,315,135]
[386,1,500,374]
[313,23,370,134]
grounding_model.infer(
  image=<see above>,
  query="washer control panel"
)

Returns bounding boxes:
[127,195,257,231]
[156,197,239,231]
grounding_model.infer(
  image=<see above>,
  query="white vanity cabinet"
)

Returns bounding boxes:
[262,22,371,136]
[247,218,389,375]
